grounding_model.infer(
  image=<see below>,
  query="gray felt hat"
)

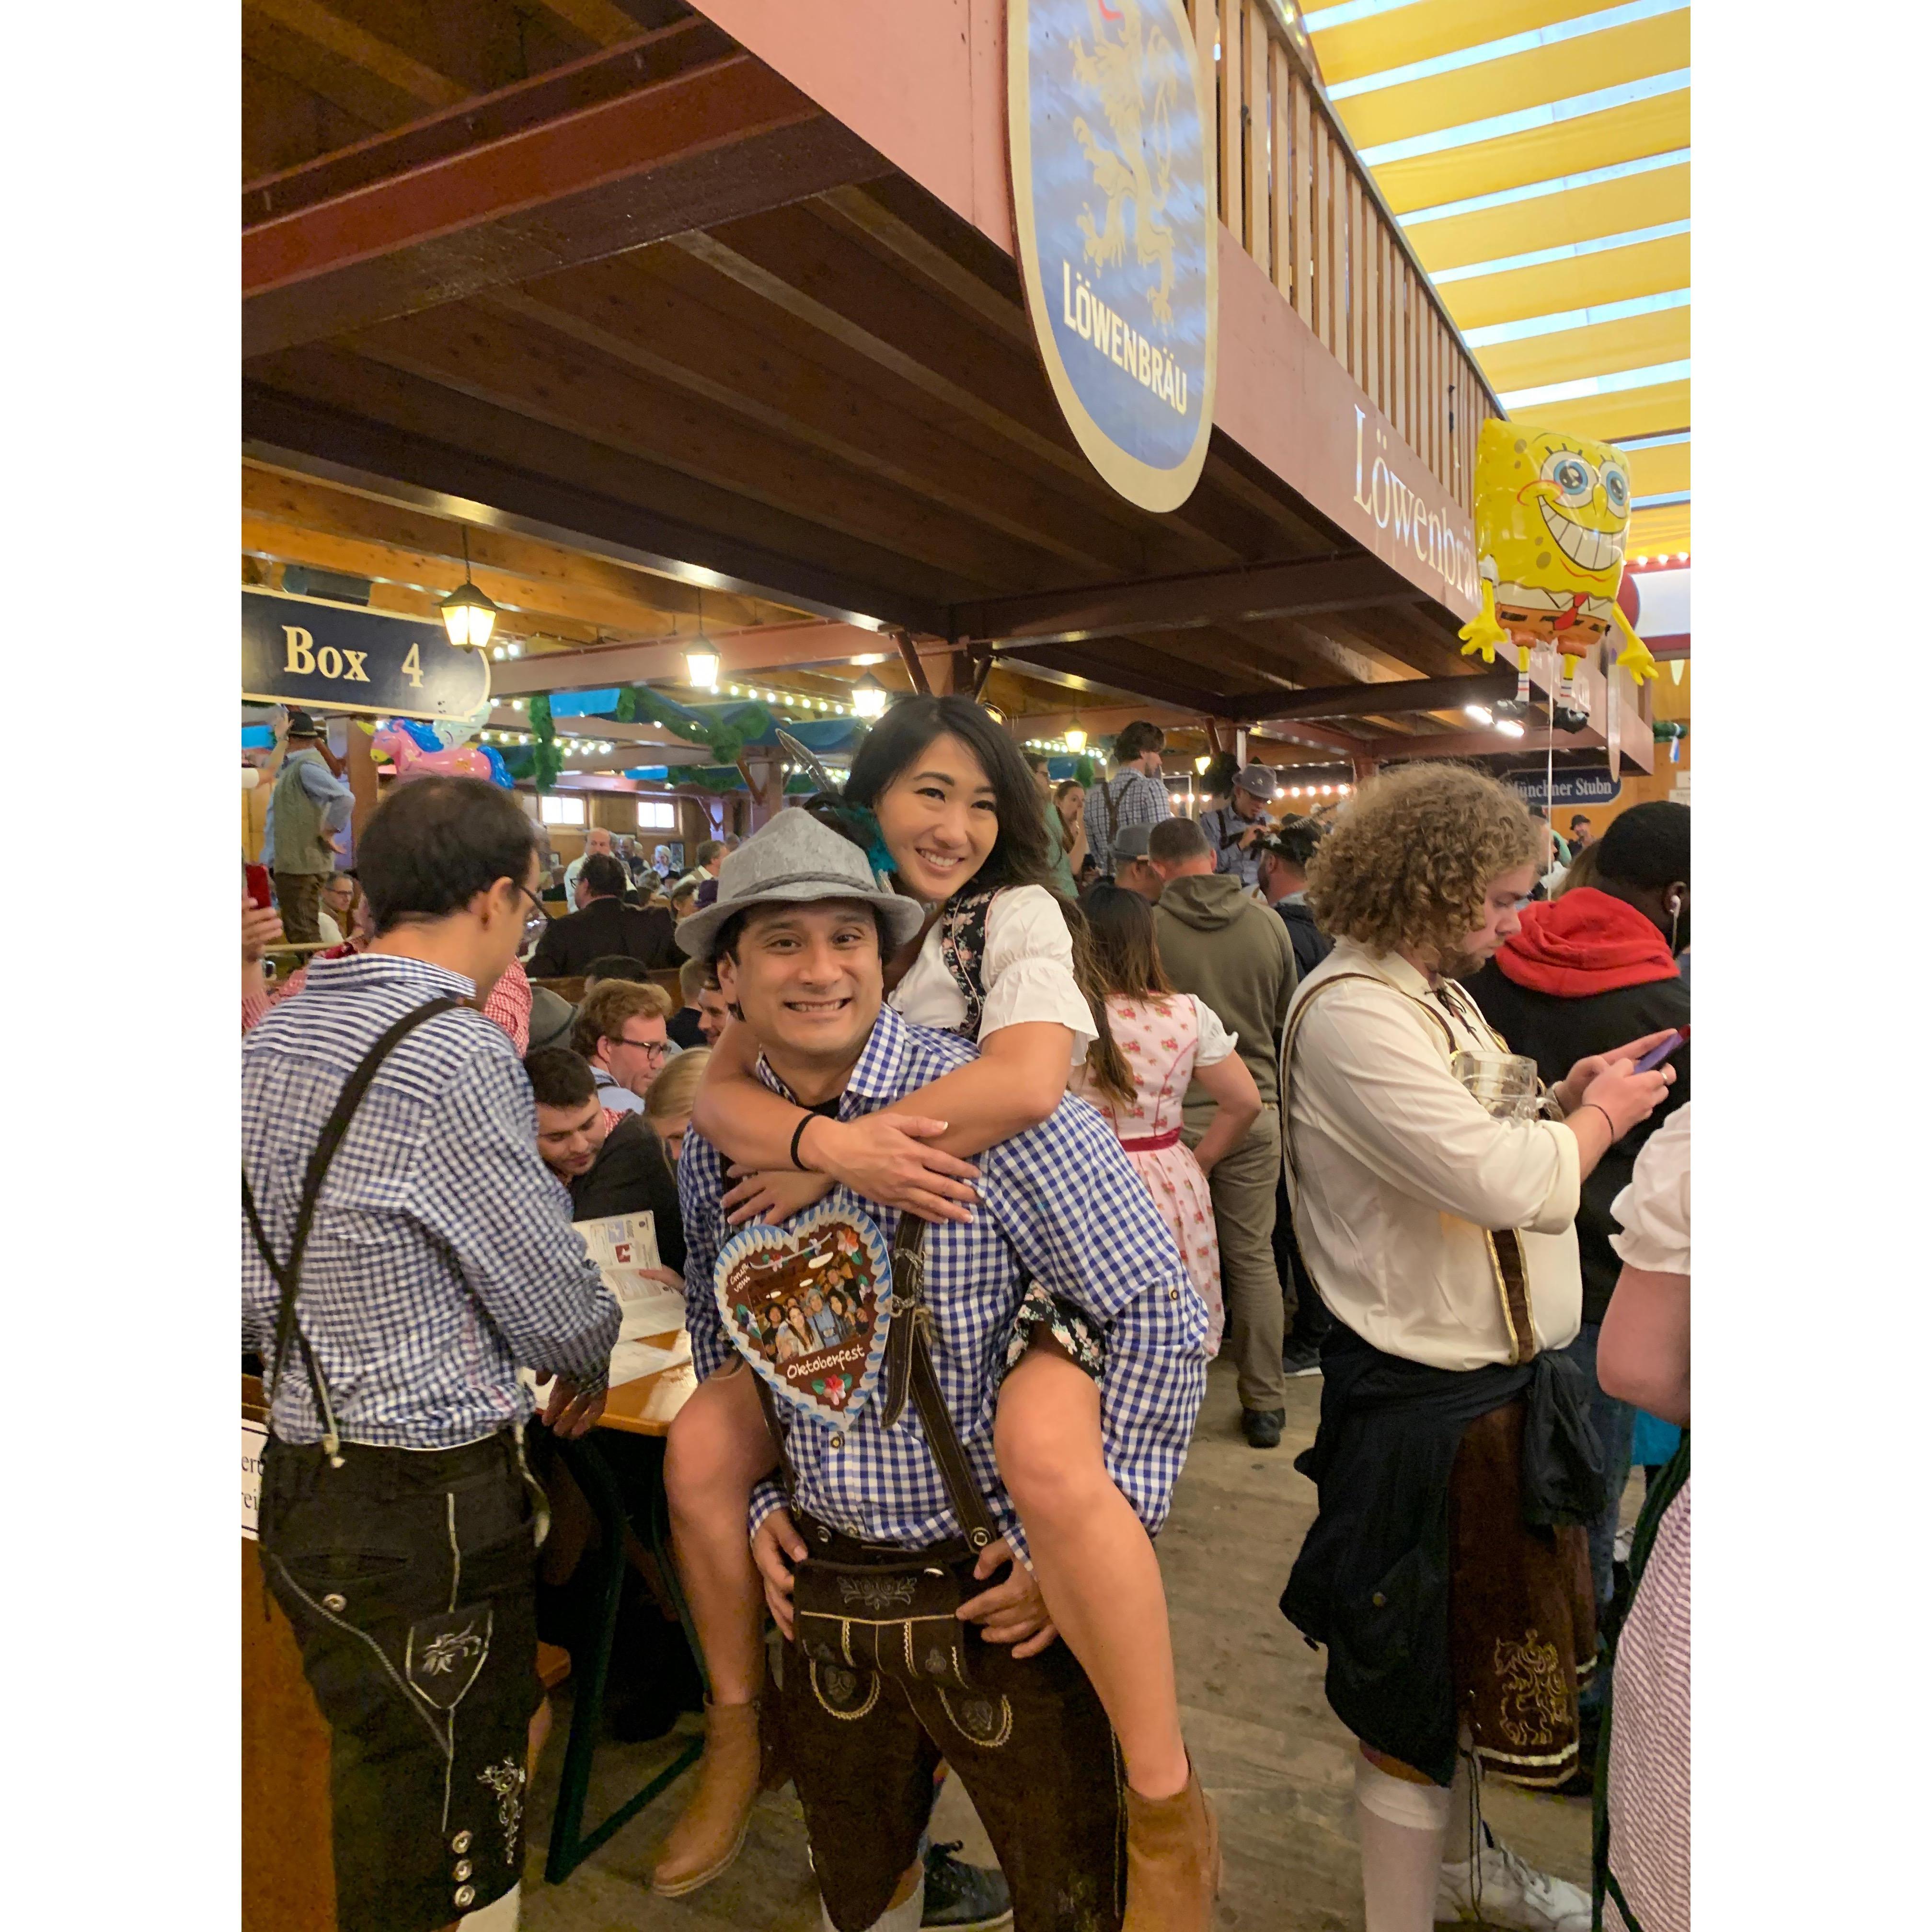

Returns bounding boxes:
[1112,822,1154,861]
[1232,763,1276,800]
[675,807,927,961]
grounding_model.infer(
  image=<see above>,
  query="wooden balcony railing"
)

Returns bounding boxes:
[1186,0,1504,514]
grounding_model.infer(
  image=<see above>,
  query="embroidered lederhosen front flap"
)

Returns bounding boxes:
[792,1558,977,1692]
[1280,972,1540,1365]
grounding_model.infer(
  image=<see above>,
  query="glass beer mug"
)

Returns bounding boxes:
[1450,1050,1562,1122]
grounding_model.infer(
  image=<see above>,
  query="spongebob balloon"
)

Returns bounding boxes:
[1459,418,1658,689]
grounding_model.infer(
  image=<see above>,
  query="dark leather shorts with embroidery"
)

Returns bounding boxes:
[259,1432,545,1932]
[999,1282,1107,1385]
[1448,1402,1597,1789]
[778,1516,1126,1932]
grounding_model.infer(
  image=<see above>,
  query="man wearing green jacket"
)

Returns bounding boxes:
[1149,817,1300,1447]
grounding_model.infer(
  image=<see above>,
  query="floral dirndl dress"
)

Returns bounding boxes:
[1067,993,1225,1354]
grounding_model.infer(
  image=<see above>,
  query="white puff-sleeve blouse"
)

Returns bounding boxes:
[890,884,1097,1066]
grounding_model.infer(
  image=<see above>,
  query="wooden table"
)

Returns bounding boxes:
[541,1337,705,1882]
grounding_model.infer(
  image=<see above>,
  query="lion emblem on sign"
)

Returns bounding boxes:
[1070,0,1184,328]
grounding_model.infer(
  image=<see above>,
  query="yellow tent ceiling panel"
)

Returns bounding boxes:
[1529,379,1690,447]
[1406,163,1690,274]
[1444,232,1690,332]
[1629,501,1690,553]
[1333,14,1690,153]
[1626,439,1690,497]
[1312,0,1604,87]
[1479,304,1689,393]
[1375,89,1690,215]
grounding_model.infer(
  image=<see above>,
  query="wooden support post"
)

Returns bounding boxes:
[894,630,932,695]
[735,754,774,830]
[345,719,381,856]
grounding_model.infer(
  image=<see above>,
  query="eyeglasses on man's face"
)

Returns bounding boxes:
[614,1033,670,1065]
[517,883,551,932]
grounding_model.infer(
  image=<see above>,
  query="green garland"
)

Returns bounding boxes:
[527,694,564,793]
[613,684,774,767]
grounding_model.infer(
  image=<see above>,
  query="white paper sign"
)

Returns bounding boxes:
[242,1419,268,1541]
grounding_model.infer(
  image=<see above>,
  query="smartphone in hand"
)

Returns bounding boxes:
[245,862,274,910]
[1631,1029,1685,1074]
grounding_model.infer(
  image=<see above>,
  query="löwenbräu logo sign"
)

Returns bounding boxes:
[1008,0,1218,513]
[242,588,491,723]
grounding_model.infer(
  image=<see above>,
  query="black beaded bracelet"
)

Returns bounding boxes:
[789,1112,817,1172]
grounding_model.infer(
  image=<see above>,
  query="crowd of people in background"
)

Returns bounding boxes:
[243,704,1690,1932]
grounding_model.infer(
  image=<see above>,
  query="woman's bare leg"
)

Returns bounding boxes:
[993,1345,1187,1799]
[663,1362,774,1704]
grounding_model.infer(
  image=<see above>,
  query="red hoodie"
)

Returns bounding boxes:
[1495,886,1679,997]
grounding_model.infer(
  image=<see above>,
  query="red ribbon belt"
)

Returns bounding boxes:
[1119,1128,1183,1153]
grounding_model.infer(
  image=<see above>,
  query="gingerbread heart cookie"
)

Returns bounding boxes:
[714,1204,894,1426]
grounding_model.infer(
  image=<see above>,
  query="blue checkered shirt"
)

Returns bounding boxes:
[242,953,620,1449]
[1200,803,1264,890]
[678,1004,1208,1565]
[1083,768,1173,876]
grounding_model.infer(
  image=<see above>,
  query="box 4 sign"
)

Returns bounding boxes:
[243,587,491,723]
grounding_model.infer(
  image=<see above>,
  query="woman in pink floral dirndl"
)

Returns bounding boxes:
[1069,885,1263,1355]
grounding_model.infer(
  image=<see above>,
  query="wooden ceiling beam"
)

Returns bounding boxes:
[486,266,1150,577]
[242,514,700,641]
[1012,703,1212,740]
[485,623,908,696]
[244,42,886,356]
[1334,601,1477,681]
[820,180,1329,565]
[991,642,1239,715]
[247,0,468,108]
[1238,667,1515,728]
[534,0,653,49]
[678,216,1241,572]
[340,304,1069,595]
[242,15,425,135]
[960,553,1424,647]
[242,370,950,634]
[242,463,794,632]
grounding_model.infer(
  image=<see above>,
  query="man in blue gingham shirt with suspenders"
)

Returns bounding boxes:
[243,778,618,1932]
[673,810,1208,1932]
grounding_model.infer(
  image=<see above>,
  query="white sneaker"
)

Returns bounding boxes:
[1436,1830,1591,1931]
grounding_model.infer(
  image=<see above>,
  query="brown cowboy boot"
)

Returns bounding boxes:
[1121,1759,1220,1932]
[650,1699,764,1897]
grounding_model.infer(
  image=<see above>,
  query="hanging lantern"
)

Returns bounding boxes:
[439,529,498,651]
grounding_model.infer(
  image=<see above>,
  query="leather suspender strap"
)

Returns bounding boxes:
[878,1216,1001,1550]
[243,995,464,1461]
[1278,973,1445,1194]
[1102,770,1130,871]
